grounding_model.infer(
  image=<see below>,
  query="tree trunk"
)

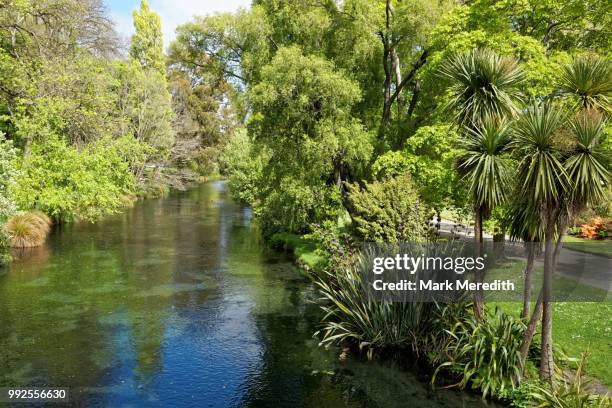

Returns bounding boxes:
[391,48,402,106]
[23,135,32,158]
[473,206,485,320]
[540,212,557,384]
[519,236,563,379]
[520,290,542,376]
[333,156,342,190]
[521,242,536,320]
[379,0,392,139]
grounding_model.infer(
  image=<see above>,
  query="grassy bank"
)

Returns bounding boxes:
[563,236,612,258]
[495,301,612,387]
[475,259,611,387]
[269,232,327,271]
[274,234,612,388]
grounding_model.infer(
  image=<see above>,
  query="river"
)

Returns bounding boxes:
[0,181,501,407]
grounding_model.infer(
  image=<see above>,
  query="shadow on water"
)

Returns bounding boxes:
[0,181,502,407]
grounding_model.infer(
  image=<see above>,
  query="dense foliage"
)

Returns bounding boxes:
[0,0,610,404]
[169,0,611,403]
[345,174,427,243]
[0,134,17,221]
[12,135,139,221]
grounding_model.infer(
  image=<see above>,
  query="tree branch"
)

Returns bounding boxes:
[390,49,428,107]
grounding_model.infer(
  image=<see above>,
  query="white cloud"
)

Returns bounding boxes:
[111,0,250,48]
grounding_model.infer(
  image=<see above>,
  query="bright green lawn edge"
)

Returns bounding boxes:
[269,232,327,270]
[564,236,612,258]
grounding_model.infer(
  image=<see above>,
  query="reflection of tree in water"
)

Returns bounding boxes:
[0,182,254,402]
[235,278,366,408]
[240,300,501,408]
[0,239,116,391]
[127,182,227,380]
[219,213,357,407]
[0,186,211,390]
[119,199,173,381]
[227,219,500,408]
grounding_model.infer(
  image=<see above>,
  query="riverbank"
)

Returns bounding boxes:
[270,231,612,393]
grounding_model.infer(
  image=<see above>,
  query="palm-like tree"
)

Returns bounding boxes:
[504,198,545,379]
[441,48,525,128]
[505,198,543,320]
[442,49,524,319]
[558,56,612,115]
[565,110,611,207]
[513,103,569,208]
[458,116,514,319]
[460,116,514,211]
[513,103,610,383]
[512,102,567,383]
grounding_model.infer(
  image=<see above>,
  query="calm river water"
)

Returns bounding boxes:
[0,182,501,407]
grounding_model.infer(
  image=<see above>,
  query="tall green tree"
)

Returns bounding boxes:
[130,0,165,75]
[512,102,567,383]
[248,46,372,235]
[440,49,525,128]
[458,115,514,319]
[513,103,610,383]
[505,198,542,320]
[126,0,174,186]
[441,48,524,319]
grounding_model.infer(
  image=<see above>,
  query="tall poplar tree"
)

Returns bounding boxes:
[130,0,165,75]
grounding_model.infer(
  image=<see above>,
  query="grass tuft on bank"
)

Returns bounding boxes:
[269,232,327,270]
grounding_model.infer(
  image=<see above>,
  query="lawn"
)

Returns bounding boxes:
[494,301,612,388]
[564,235,612,258]
[488,259,611,387]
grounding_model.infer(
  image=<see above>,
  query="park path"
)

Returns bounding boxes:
[433,218,611,293]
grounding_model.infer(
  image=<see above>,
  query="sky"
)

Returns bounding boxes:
[105,0,251,45]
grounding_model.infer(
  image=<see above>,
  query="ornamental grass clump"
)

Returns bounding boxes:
[432,308,525,398]
[314,262,440,359]
[528,354,611,408]
[6,211,52,248]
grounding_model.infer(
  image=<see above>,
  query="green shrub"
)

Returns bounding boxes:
[260,178,342,237]
[305,222,356,273]
[12,134,136,222]
[314,249,456,358]
[371,151,410,180]
[345,174,429,243]
[0,227,11,265]
[372,125,465,210]
[219,128,267,205]
[0,133,17,221]
[0,134,18,260]
[498,380,545,408]
[269,232,327,271]
[568,226,582,236]
[432,308,525,398]
[314,258,442,358]
[193,146,221,176]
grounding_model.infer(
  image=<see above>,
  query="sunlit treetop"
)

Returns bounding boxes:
[130,0,165,75]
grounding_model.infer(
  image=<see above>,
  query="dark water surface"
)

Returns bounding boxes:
[0,182,501,407]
